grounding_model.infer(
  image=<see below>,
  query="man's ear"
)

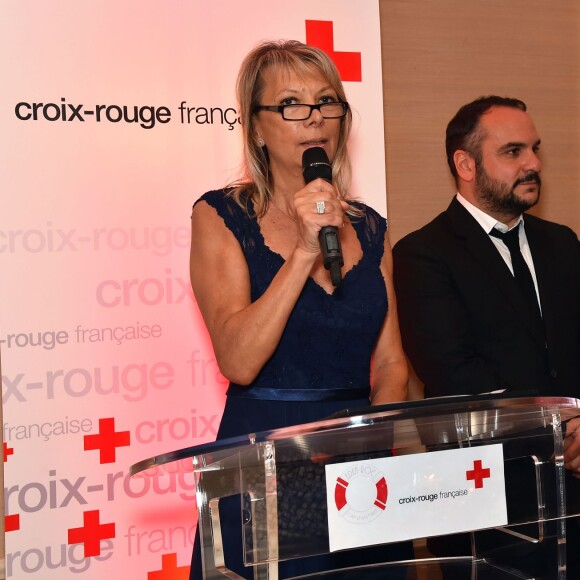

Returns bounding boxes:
[453,150,476,183]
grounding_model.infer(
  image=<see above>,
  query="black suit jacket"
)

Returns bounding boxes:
[393,197,580,399]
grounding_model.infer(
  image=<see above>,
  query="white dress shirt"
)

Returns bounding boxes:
[456,193,542,312]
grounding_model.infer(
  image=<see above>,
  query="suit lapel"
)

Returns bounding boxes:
[445,198,546,346]
[523,216,556,345]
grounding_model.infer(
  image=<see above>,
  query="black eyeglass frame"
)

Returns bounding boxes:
[253,101,349,121]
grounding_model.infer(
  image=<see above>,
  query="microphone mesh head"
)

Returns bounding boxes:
[302,147,332,184]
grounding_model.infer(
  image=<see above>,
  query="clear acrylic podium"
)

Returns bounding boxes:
[131,395,580,579]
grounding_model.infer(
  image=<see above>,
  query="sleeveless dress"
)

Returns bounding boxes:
[190,189,413,579]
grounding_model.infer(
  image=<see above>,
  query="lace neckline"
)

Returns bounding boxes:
[249,199,368,296]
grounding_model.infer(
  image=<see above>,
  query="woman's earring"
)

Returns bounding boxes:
[257,138,265,148]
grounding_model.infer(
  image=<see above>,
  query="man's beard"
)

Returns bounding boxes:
[475,160,541,215]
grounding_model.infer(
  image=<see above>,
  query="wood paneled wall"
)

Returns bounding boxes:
[379,0,580,244]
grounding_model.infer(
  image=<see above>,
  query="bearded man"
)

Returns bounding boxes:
[394,95,580,402]
[392,95,580,577]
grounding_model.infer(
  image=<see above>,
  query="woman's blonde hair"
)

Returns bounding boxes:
[229,40,353,217]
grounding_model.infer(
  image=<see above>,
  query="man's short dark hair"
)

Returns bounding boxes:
[445,96,527,180]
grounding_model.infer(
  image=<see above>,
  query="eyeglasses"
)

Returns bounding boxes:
[254,102,349,121]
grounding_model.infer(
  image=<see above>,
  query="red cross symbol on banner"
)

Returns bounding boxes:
[305,20,362,81]
[4,442,14,462]
[84,417,130,464]
[68,510,115,557]
[148,553,190,579]
[6,514,20,532]
[466,459,491,489]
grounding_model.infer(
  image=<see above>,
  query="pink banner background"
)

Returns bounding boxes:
[1,1,385,577]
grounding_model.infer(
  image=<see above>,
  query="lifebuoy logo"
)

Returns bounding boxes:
[334,463,387,524]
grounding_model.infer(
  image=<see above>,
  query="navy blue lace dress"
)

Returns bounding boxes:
[190,190,412,579]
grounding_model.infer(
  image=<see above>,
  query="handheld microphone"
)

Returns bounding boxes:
[302,147,344,286]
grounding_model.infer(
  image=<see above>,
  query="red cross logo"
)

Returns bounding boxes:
[68,510,115,557]
[6,514,20,532]
[84,417,130,464]
[466,459,491,489]
[148,553,190,579]
[4,442,14,462]
[305,20,362,81]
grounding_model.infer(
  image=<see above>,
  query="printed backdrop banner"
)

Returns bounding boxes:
[1,1,386,578]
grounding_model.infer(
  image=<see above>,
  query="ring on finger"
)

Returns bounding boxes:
[315,200,326,214]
